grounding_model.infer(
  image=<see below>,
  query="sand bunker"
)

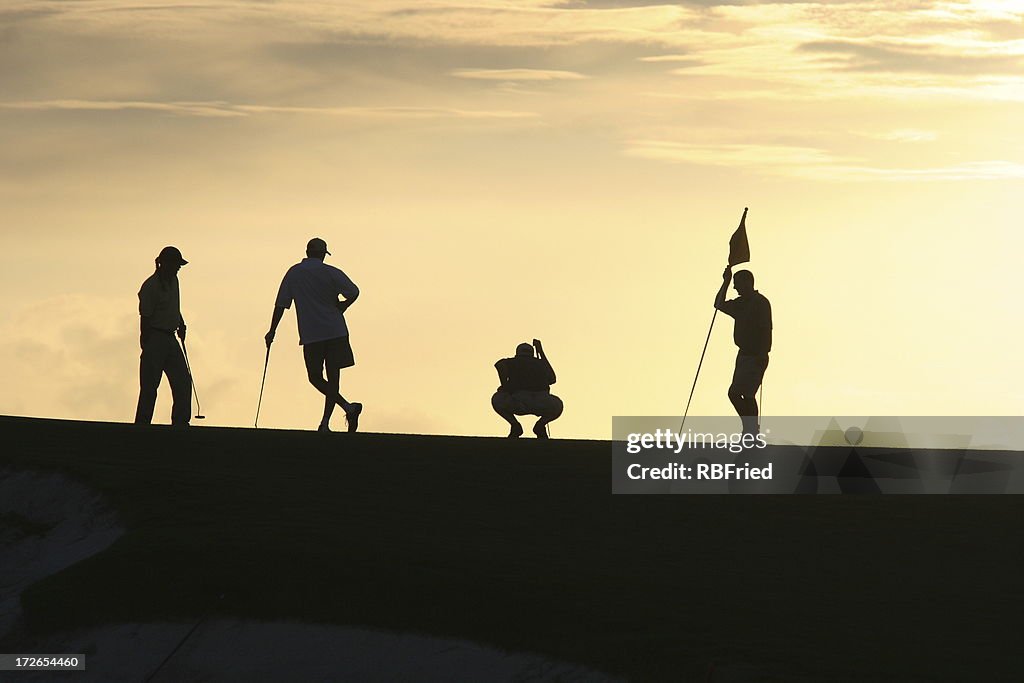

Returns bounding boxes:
[15,620,624,682]
[0,468,124,639]
[0,468,620,682]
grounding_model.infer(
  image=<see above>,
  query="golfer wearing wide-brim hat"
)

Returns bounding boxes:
[135,246,192,426]
[265,237,362,432]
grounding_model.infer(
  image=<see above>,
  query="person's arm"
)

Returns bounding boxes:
[533,339,556,385]
[267,272,293,346]
[333,269,360,313]
[760,298,773,350]
[494,360,508,391]
[265,306,285,348]
[139,280,155,349]
[336,291,358,313]
[714,266,732,310]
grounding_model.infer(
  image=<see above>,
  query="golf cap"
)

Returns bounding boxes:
[157,246,188,266]
[516,342,534,357]
[307,237,331,256]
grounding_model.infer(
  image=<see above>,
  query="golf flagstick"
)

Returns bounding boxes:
[680,207,749,433]
[255,345,270,427]
[680,307,717,433]
[759,381,763,430]
[534,342,552,439]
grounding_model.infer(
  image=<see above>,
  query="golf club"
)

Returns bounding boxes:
[180,338,205,420]
[534,339,551,439]
[255,345,270,427]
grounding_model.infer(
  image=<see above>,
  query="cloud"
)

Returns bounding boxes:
[978,18,1024,42]
[798,39,1024,75]
[235,104,538,119]
[814,160,1024,182]
[0,99,247,118]
[859,129,938,143]
[638,54,698,62]
[624,140,839,166]
[623,140,1024,182]
[0,7,62,25]
[0,99,538,120]
[450,68,588,80]
[552,0,877,6]
[0,295,139,421]
[6,0,1021,109]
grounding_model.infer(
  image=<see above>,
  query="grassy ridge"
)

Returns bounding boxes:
[1,415,1022,682]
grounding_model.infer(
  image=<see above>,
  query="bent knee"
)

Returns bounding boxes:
[546,395,564,419]
[492,391,512,413]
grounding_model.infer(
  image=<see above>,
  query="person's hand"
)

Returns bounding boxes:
[532,338,543,355]
[177,324,187,341]
[265,330,275,348]
[336,299,352,313]
[140,334,146,351]
[723,266,733,280]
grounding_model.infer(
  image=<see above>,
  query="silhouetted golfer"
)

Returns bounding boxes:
[134,246,192,426]
[715,266,772,436]
[492,339,563,438]
[265,238,362,432]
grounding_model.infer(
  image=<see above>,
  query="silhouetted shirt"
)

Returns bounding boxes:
[717,291,772,356]
[495,356,556,393]
[276,258,359,345]
[138,273,182,331]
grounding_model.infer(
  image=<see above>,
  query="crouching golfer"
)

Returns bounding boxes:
[135,246,192,426]
[492,339,563,438]
[265,237,362,432]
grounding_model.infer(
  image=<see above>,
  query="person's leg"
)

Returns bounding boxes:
[730,354,766,435]
[134,334,168,424]
[727,382,747,416]
[165,339,192,427]
[533,394,564,438]
[304,343,352,411]
[747,356,768,428]
[332,336,361,432]
[491,391,523,438]
[319,365,340,431]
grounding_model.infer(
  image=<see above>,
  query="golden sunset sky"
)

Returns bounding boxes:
[0,0,1020,437]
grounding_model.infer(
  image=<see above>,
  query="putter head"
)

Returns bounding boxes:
[195,414,206,420]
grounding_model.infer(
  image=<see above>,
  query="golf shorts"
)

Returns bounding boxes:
[303,335,355,373]
[731,353,769,396]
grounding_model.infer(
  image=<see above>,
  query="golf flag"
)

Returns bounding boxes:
[728,207,750,266]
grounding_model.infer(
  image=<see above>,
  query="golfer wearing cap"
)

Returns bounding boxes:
[491,339,562,438]
[134,246,192,426]
[265,238,362,432]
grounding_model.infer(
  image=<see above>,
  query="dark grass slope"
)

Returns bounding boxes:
[2,415,1022,682]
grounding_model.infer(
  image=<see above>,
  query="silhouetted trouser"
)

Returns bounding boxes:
[492,390,563,428]
[728,353,768,435]
[135,330,191,426]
